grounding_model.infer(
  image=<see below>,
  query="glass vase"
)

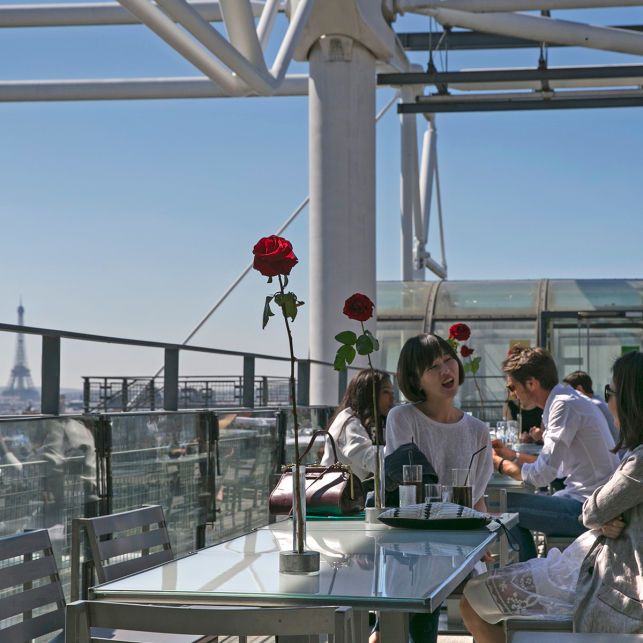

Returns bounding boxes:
[292,467,306,553]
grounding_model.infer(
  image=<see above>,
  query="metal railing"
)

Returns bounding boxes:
[82,375,292,412]
[0,321,366,415]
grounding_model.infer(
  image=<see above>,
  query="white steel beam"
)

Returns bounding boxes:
[0,75,309,102]
[425,7,643,56]
[419,117,437,245]
[399,86,416,281]
[257,0,280,50]
[219,0,267,70]
[0,1,269,28]
[398,0,643,14]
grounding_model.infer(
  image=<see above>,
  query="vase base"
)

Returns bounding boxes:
[279,550,320,575]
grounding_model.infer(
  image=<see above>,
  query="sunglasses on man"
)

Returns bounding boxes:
[605,384,616,403]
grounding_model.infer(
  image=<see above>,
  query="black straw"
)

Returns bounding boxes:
[464,445,487,486]
[409,437,414,466]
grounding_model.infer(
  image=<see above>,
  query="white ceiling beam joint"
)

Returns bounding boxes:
[219,0,267,71]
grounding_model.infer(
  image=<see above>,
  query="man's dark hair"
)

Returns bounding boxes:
[562,371,594,396]
[397,333,464,403]
[502,346,559,391]
[612,350,643,453]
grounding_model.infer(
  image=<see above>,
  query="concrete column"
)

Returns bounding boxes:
[308,37,377,405]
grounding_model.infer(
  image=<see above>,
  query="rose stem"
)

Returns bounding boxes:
[361,321,382,509]
[278,275,304,554]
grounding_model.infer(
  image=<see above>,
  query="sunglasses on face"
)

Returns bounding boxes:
[605,384,616,402]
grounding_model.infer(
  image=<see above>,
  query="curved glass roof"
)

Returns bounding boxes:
[434,280,539,317]
[377,282,432,317]
[547,280,643,312]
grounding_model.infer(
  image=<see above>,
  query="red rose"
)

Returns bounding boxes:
[460,345,474,358]
[449,323,471,342]
[343,293,374,322]
[252,235,298,277]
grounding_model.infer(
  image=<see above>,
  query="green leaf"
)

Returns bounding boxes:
[356,334,374,355]
[283,295,298,322]
[335,331,357,346]
[463,362,472,374]
[337,344,356,365]
[334,354,347,371]
[283,275,289,289]
[262,296,275,329]
[471,356,481,375]
[365,329,380,352]
[447,337,458,350]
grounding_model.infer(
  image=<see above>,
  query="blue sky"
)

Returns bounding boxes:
[0,4,642,388]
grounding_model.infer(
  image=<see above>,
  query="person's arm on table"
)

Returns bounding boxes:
[491,438,537,482]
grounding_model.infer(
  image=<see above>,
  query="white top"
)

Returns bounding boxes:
[385,404,493,505]
[521,384,619,502]
[320,408,377,481]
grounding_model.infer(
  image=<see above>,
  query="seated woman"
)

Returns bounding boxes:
[320,368,394,481]
[460,349,643,641]
[383,332,494,643]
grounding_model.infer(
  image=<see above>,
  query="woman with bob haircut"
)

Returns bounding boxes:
[320,368,395,481]
[460,349,643,641]
[382,333,494,643]
[387,333,493,513]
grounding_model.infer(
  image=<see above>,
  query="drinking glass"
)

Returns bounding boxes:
[402,464,423,504]
[506,421,519,448]
[441,484,453,503]
[424,484,442,503]
[452,467,473,508]
[496,420,506,442]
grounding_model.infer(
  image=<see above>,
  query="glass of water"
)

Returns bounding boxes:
[424,484,442,503]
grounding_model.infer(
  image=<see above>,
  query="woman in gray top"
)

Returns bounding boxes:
[460,349,643,641]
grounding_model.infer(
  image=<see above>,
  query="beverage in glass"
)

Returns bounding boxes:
[441,485,453,503]
[424,484,442,503]
[403,464,423,503]
[452,468,473,508]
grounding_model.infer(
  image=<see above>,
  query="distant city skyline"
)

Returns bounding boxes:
[1,8,642,389]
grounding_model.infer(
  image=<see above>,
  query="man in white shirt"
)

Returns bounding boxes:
[562,370,621,449]
[493,347,619,561]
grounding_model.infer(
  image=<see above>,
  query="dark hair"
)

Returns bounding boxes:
[327,369,391,442]
[562,370,594,396]
[612,350,643,454]
[396,333,464,403]
[502,346,558,391]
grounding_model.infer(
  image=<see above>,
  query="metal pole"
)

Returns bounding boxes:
[399,0,643,14]
[164,348,179,411]
[400,86,415,281]
[41,336,61,415]
[309,36,377,405]
[297,359,310,407]
[243,356,255,408]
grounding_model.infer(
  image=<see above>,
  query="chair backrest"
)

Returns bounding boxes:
[79,505,174,586]
[66,601,355,643]
[0,529,66,643]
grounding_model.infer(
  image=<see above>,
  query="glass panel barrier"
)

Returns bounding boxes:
[434,281,539,317]
[284,407,333,466]
[378,320,426,375]
[433,320,538,423]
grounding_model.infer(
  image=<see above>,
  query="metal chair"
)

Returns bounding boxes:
[71,505,175,602]
[504,618,573,643]
[66,601,356,643]
[0,529,66,643]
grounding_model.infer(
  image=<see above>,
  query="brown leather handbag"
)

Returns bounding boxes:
[268,430,366,517]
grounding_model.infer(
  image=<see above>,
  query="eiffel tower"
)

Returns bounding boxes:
[2,301,39,401]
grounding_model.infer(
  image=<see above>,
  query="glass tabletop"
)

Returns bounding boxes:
[91,525,496,612]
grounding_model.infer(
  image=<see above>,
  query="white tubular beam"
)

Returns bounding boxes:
[418,87,643,101]
[115,0,250,95]
[257,0,280,50]
[153,0,314,96]
[411,121,424,281]
[419,117,437,244]
[426,7,643,56]
[435,158,447,274]
[399,0,643,14]
[219,0,267,71]
[0,75,309,102]
[425,256,447,280]
[0,1,268,28]
[400,86,415,281]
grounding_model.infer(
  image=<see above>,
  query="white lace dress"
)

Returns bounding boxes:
[464,529,600,623]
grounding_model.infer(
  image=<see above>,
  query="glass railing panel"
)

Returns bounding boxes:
[108,411,213,559]
[434,280,539,317]
[377,319,426,375]
[207,410,280,546]
[283,406,333,466]
[0,415,100,609]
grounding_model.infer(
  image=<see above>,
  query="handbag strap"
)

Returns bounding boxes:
[298,430,339,464]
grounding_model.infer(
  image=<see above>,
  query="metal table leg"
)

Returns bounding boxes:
[379,611,409,643]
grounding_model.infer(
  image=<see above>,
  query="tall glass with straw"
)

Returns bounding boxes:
[452,445,487,508]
